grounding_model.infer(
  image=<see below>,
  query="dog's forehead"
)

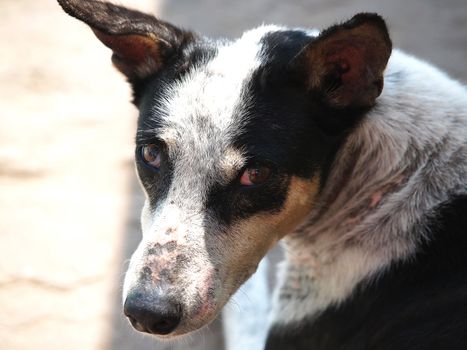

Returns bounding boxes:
[158,25,283,142]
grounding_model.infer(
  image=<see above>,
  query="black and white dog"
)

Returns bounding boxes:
[58,1,467,349]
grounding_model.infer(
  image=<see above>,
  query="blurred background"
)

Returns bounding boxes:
[0,0,466,349]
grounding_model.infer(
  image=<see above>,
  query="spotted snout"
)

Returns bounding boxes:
[123,242,183,335]
[123,236,221,337]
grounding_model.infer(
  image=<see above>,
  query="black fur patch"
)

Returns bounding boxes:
[136,30,370,227]
[206,169,291,226]
[205,30,368,226]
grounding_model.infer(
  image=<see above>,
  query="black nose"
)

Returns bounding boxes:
[124,288,182,335]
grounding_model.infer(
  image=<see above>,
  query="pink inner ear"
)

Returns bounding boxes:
[92,29,160,65]
[322,40,381,106]
[91,28,162,78]
[306,16,391,107]
[326,41,368,84]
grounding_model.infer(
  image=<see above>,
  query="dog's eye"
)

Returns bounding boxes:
[141,144,161,169]
[240,164,272,186]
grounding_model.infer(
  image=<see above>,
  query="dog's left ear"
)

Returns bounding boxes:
[57,0,196,82]
[304,13,392,109]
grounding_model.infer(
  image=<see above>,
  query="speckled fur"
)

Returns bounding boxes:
[271,50,467,326]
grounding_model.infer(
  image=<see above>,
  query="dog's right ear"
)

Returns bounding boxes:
[303,13,392,109]
[57,0,196,82]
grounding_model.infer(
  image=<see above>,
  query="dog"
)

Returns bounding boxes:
[58,1,467,349]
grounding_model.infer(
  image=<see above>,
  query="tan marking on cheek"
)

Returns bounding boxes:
[271,175,320,238]
[223,176,320,282]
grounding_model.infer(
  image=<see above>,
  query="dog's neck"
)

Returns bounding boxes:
[270,49,467,325]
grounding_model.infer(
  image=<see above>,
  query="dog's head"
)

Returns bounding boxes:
[58,0,391,338]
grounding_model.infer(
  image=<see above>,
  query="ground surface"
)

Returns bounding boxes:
[1,0,466,349]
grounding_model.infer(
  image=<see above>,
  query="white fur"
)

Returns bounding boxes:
[160,25,283,134]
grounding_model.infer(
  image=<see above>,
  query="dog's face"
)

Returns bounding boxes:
[59,0,391,338]
[125,26,325,335]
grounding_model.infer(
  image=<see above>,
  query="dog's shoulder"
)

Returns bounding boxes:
[266,194,467,350]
